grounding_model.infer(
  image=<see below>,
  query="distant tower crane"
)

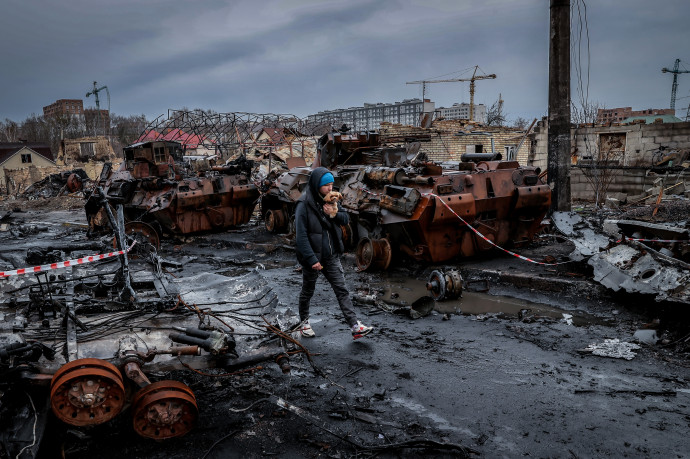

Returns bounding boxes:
[407,66,496,121]
[85,81,110,135]
[661,59,690,110]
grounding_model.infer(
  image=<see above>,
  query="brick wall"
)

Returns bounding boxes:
[379,120,531,164]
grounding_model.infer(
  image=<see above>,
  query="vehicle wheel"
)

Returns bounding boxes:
[132,380,198,439]
[355,237,392,271]
[50,358,125,426]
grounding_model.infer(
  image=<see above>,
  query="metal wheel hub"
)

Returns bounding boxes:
[427,269,463,301]
[355,237,392,271]
[132,380,198,439]
[265,208,287,233]
[66,379,108,408]
[50,358,125,426]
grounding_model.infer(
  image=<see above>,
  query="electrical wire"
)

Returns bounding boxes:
[15,392,37,459]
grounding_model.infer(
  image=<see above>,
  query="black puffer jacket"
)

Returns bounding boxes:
[295,167,349,268]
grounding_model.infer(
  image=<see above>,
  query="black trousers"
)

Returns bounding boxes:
[298,255,357,328]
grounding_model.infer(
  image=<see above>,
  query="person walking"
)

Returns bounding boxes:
[294,167,373,340]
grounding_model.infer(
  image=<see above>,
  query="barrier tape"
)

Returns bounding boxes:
[0,241,137,279]
[359,186,572,266]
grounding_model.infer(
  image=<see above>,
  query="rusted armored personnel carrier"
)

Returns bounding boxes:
[85,140,259,245]
[261,129,551,271]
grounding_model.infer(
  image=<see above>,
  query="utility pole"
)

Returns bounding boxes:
[547,0,571,212]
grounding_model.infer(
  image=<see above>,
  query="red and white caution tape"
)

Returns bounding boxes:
[359,186,571,266]
[0,241,136,279]
[425,192,573,266]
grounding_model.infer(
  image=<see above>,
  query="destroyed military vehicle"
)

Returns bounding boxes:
[261,129,551,271]
[85,140,259,247]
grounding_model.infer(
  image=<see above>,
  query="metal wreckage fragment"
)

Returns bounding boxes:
[553,211,690,304]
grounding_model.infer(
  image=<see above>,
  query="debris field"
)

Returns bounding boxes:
[1,191,689,458]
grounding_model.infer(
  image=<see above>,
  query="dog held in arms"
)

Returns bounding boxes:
[323,191,342,218]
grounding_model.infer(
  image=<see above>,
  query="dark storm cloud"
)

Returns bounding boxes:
[1,0,689,123]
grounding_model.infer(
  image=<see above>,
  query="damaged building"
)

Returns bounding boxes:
[529,117,690,202]
[0,142,57,195]
[379,119,532,163]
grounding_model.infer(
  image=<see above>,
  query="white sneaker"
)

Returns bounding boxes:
[351,321,373,340]
[297,319,316,338]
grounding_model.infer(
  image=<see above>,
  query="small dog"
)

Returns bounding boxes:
[323,191,342,218]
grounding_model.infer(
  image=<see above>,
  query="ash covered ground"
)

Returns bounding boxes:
[1,198,689,458]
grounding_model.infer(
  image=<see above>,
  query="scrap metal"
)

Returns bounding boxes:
[262,127,551,270]
[0,211,296,453]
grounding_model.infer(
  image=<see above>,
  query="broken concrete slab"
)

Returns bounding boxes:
[604,197,621,209]
[633,329,659,345]
[614,219,689,241]
[605,192,628,203]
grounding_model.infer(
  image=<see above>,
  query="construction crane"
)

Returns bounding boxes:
[661,59,690,110]
[407,66,496,121]
[85,81,110,136]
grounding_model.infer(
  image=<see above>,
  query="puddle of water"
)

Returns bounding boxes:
[360,275,605,326]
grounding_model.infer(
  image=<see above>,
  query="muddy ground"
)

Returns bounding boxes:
[1,199,689,458]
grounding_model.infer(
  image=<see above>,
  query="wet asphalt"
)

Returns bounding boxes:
[1,208,689,458]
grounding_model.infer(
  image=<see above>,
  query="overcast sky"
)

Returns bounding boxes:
[1,0,689,124]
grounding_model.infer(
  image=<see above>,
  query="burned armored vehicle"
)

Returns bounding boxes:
[259,130,387,234]
[261,129,551,271]
[85,140,259,245]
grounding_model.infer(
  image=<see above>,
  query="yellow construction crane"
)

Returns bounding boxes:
[407,66,496,121]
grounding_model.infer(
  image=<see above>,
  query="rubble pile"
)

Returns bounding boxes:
[22,169,90,199]
[555,193,690,305]
[619,199,690,222]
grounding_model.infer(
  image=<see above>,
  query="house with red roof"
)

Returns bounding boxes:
[136,129,217,156]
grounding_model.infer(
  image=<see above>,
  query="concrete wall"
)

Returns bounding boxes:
[3,165,62,195]
[570,167,690,201]
[379,120,531,163]
[0,137,123,195]
[529,118,690,200]
[2,159,122,195]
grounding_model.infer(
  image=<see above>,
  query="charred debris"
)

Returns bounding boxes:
[0,194,300,456]
[2,112,690,456]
